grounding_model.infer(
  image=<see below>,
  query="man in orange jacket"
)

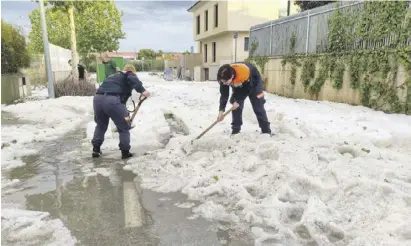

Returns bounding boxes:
[217,62,271,135]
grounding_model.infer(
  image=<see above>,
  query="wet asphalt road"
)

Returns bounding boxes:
[1,113,254,246]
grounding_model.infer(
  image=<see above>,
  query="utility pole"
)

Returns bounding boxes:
[234,32,238,62]
[39,0,55,98]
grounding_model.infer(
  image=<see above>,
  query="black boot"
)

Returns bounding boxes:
[261,130,274,136]
[92,146,102,158]
[231,129,240,135]
[121,150,133,159]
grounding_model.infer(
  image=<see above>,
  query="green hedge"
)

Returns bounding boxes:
[128,60,165,72]
[76,56,165,73]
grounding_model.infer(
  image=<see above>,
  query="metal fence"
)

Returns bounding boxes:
[249,1,411,57]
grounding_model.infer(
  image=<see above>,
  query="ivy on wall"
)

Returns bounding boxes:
[309,56,330,96]
[278,1,411,114]
[281,32,302,86]
[300,56,316,91]
[245,39,269,89]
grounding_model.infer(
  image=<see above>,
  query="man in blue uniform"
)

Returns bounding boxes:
[216,62,271,135]
[91,64,150,159]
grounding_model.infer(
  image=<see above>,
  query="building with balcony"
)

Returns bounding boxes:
[187,0,299,81]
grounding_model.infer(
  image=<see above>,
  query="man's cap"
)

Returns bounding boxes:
[123,64,136,74]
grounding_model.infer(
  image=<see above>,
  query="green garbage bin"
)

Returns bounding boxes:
[96,56,125,84]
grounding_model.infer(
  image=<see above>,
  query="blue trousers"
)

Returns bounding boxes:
[91,94,131,151]
[229,87,271,134]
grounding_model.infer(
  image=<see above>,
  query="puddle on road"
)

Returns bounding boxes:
[1,111,35,125]
[8,154,41,180]
[2,127,254,246]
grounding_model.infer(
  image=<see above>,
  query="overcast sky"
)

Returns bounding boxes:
[1,0,196,52]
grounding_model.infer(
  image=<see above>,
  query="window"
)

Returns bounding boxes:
[196,15,200,35]
[205,10,208,31]
[212,42,216,62]
[204,44,208,62]
[214,4,218,27]
[244,37,249,51]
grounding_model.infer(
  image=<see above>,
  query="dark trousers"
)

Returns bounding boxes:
[91,94,131,151]
[229,87,271,134]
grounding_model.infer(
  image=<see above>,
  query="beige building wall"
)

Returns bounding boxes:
[164,54,203,80]
[184,53,203,70]
[191,1,228,42]
[1,72,32,104]
[226,0,299,31]
[165,59,179,69]
[182,53,203,80]
[190,0,300,40]
[263,57,409,111]
[188,0,300,81]
[201,33,233,67]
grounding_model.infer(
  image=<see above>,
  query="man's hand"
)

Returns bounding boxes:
[232,101,240,110]
[217,111,224,122]
[142,91,150,98]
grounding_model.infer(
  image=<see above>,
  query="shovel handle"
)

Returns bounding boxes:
[137,94,147,106]
[130,94,147,122]
[194,107,234,140]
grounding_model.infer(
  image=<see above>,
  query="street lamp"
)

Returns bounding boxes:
[287,0,291,16]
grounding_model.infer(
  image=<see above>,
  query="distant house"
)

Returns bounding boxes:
[104,52,137,60]
[92,52,137,61]
[187,0,299,81]
[159,52,184,61]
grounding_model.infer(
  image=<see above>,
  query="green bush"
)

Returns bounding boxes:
[128,60,164,72]
[1,19,30,74]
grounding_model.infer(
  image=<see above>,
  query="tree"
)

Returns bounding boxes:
[28,7,70,54]
[81,53,97,72]
[163,54,174,60]
[137,49,156,60]
[29,2,125,54]
[28,1,125,80]
[1,19,30,74]
[47,0,87,80]
[294,1,335,11]
[78,1,125,53]
[156,50,164,57]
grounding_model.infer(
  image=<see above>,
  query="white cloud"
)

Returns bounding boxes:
[1,0,195,52]
[116,1,195,52]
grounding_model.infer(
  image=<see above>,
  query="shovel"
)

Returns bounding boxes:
[129,94,148,129]
[190,107,234,144]
[130,94,148,124]
[113,94,147,132]
[180,107,234,154]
